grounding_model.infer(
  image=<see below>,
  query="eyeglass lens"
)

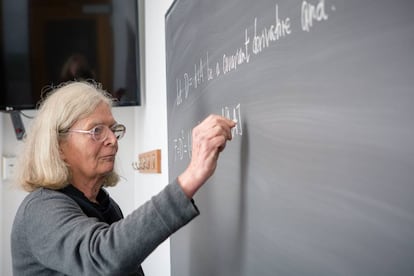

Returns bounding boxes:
[92,125,125,141]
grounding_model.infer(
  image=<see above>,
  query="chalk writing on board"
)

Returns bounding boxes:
[173,128,192,162]
[223,33,250,75]
[176,55,209,106]
[252,5,291,55]
[175,0,334,108]
[301,0,329,32]
[222,103,243,137]
[172,104,243,162]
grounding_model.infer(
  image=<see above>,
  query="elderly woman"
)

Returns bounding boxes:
[11,81,235,275]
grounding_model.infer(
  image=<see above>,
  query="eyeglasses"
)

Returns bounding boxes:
[66,124,126,142]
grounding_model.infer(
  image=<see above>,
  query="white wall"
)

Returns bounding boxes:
[0,0,176,275]
[133,0,175,275]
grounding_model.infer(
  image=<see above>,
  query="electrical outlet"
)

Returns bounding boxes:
[136,149,161,173]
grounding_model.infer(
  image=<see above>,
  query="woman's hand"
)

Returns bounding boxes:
[178,115,236,198]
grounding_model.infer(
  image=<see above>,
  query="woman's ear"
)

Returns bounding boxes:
[58,143,67,161]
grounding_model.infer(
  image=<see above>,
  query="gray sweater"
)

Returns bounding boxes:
[11,180,199,275]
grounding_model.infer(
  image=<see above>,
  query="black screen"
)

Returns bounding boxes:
[0,0,141,110]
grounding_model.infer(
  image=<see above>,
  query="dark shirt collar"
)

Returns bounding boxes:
[59,184,123,224]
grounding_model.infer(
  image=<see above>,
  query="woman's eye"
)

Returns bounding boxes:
[93,126,104,135]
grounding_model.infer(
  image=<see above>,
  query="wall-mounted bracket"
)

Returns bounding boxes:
[132,149,161,173]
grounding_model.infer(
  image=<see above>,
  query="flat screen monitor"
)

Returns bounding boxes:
[0,0,142,110]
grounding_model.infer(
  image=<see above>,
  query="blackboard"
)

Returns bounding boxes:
[165,0,414,275]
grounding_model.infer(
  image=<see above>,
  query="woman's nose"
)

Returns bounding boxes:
[104,130,118,146]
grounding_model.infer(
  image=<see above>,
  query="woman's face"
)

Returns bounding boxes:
[60,102,118,183]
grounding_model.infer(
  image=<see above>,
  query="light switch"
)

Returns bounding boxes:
[3,156,17,180]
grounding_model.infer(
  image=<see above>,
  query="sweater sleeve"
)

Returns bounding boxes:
[19,179,199,275]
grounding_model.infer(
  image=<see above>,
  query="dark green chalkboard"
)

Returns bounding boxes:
[166,0,414,275]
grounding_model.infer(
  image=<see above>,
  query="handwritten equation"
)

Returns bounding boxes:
[172,104,243,162]
[175,0,334,107]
